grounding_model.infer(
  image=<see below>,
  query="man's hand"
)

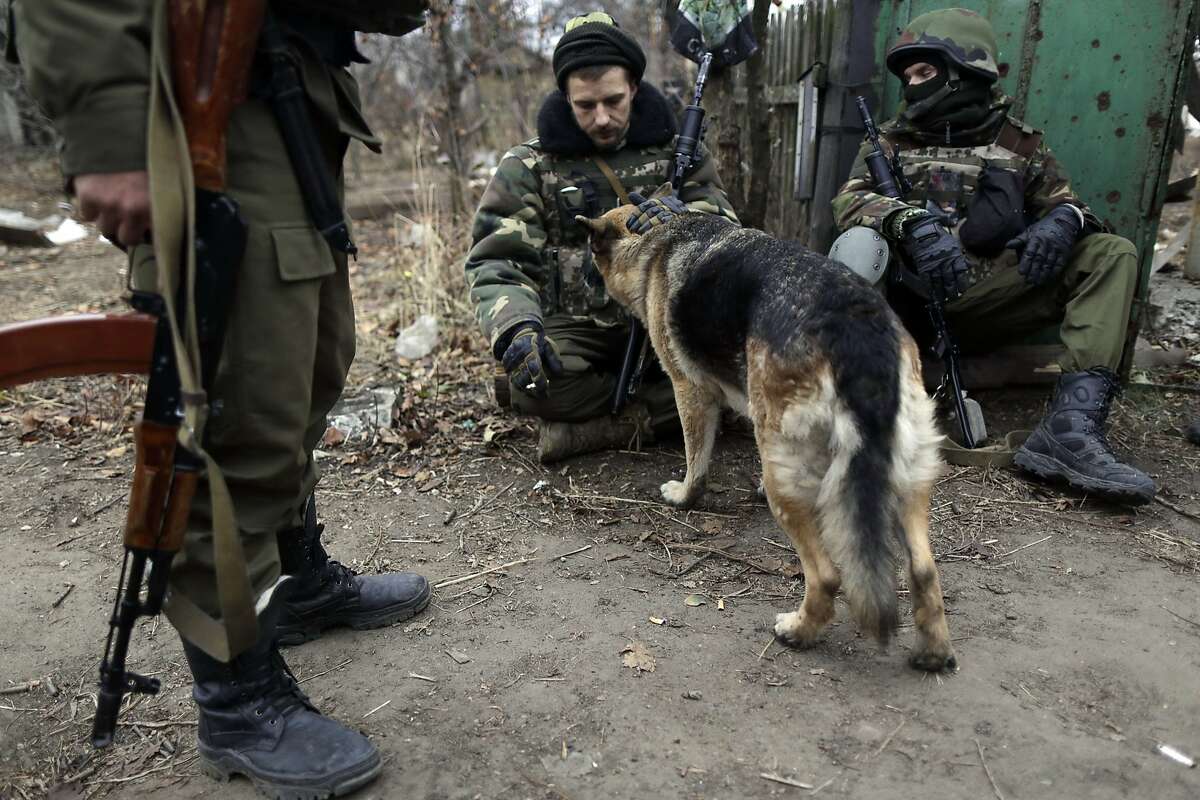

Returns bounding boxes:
[1006,205,1083,287]
[901,213,970,303]
[74,171,151,249]
[500,322,564,397]
[626,190,688,234]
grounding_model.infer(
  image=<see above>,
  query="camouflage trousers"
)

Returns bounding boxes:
[506,316,680,433]
[945,233,1138,372]
[132,96,354,617]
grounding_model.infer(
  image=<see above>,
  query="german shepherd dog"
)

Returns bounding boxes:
[576,207,957,672]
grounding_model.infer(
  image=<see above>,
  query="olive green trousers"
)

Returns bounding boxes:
[946,233,1138,371]
[133,97,354,616]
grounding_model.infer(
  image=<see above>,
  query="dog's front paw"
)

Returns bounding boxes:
[660,480,701,509]
[774,611,824,649]
[909,643,958,673]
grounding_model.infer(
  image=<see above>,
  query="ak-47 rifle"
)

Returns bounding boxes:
[855,96,979,449]
[612,52,714,415]
[87,0,267,748]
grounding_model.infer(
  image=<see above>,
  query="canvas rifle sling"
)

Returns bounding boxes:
[147,0,260,661]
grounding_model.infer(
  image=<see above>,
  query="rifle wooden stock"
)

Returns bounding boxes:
[0,314,154,390]
[169,0,268,191]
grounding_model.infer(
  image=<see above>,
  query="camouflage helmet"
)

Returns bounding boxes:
[886,8,999,84]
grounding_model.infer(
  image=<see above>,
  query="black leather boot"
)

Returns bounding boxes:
[181,599,381,798]
[1014,368,1156,505]
[276,495,431,646]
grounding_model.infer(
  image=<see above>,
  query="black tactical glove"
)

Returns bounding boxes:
[1006,205,1084,287]
[626,191,688,234]
[498,322,564,397]
[900,213,970,303]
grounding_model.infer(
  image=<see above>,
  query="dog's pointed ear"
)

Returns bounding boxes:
[650,182,674,200]
[574,215,602,236]
[575,215,619,251]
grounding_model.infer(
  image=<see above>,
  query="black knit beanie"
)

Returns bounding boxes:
[552,13,647,90]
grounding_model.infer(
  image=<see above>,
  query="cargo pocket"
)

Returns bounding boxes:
[270,225,336,282]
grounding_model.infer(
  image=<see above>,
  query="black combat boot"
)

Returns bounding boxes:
[276,495,431,646]
[181,601,381,798]
[1014,368,1156,505]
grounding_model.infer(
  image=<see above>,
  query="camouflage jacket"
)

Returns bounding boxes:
[831,92,1100,283]
[465,82,739,355]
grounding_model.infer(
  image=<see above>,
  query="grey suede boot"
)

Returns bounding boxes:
[537,404,654,464]
[1014,368,1156,505]
[181,600,381,799]
[276,495,431,646]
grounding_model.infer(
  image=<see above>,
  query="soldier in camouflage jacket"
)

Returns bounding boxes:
[465,12,738,463]
[831,8,1155,504]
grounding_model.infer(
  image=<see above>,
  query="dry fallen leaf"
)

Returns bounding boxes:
[620,641,656,673]
[700,519,723,535]
[321,426,346,448]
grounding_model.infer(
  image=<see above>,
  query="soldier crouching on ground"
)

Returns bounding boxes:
[831,8,1156,505]
[465,11,739,464]
[8,0,431,794]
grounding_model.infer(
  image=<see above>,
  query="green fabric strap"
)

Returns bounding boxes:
[148,0,259,662]
[939,429,1032,468]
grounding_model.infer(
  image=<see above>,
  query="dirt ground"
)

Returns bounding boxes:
[1,148,1199,800]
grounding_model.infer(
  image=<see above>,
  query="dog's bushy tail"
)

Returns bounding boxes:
[815,310,904,644]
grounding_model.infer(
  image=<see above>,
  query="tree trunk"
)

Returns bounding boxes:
[430,1,468,218]
[740,0,774,231]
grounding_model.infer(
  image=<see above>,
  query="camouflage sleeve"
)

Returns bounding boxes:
[464,144,550,357]
[678,142,740,225]
[1025,140,1102,229]
[9,0,152,178]
[830,139,913,237]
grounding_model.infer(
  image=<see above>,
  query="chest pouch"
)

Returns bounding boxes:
[959,166,1027,258]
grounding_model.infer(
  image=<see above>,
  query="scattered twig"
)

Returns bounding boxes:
[872,719,907,758]
[975,738,1006,800]
[119,719,198,729]
[1155,495,1200,524]
[362,699,391,718]
[551,544,592,560]
[994,535,1052,560]
[457,480,516,523]
[810,775,837,794]
[297,658,353,685]
[0,680,39,696]
[1162,605,1200,631]
[50,583,75,609]
[434,556,536,589]
[532,676,565,682]
[655,537,778,575]
[759,772,813,789]
[758,637,775,660]
[408,672,437,683]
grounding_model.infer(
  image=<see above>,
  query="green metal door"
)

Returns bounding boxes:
[870,0,1197,347]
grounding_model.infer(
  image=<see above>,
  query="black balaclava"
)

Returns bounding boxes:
[898,54,995,135]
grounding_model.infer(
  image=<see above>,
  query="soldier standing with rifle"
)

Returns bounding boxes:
[831,8,1156,506]
[466,11,739,464]
[8,0,432,794]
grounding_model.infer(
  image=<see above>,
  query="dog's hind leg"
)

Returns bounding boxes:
[900,485,957,672]
[660,380,720,509]
[761,455,842,649]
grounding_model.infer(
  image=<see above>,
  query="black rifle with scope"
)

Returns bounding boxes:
[612,53,714,415]
[855,96,977,449]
